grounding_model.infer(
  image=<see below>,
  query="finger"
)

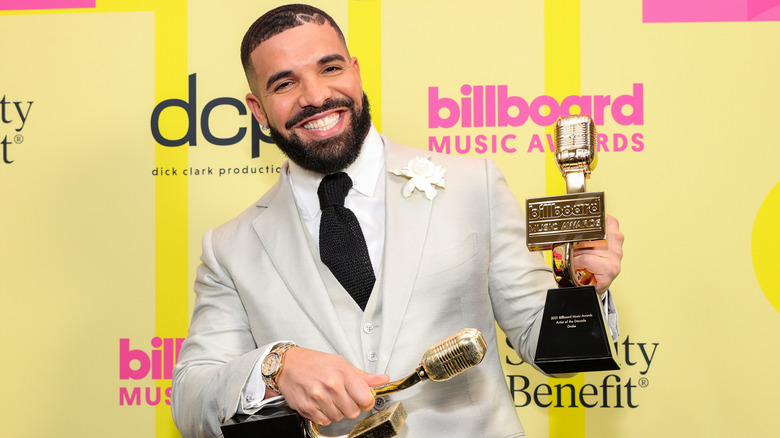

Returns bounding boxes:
[291,397,335,426]
[574,253,620,289]
[573,239,607,249]
[311,393,346,424]
[344,373,383,412]
[605,214,620,230]
[364,373,390,387]
[572,244,610,258]
[575,216,621,250]
[310,408,333,427]
[575,231,622,259]
[605,215,624,245]
[339,377,372,417]
[316,373,364,422]
[288,377,347,425]
[574,248,620,274]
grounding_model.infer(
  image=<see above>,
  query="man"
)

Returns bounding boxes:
[171,4,624,438]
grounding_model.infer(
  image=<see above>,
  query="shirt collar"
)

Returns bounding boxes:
[287,124,384,221]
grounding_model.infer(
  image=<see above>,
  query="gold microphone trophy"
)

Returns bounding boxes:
[304,328,487,438]
[526,115,620,374]
[222,329,487,438]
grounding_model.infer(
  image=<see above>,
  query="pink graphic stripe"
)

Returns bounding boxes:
[643,0,780,22]
[0,0,95,10]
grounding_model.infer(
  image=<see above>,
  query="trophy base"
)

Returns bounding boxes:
[534,286,620,374]
[348,402,407,438]
[221,403,304,438]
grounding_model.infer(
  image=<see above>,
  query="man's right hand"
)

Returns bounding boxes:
[271,347,390,426]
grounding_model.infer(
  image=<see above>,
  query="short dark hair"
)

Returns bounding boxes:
[240,4,347,74]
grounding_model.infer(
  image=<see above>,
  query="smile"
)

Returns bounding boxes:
[302,112,341,131]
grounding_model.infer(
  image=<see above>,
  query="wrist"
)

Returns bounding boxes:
[261,342,297,394]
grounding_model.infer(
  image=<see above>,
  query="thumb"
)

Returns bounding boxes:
[363,372,391,387]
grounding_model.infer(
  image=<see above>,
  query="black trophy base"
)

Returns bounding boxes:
[220,403,305,438]
[535,286,620,374]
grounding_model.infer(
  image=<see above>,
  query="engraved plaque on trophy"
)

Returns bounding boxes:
[526,115,620,374]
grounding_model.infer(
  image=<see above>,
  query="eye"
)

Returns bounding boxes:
[323,65,342,74]
[273,81,294,92]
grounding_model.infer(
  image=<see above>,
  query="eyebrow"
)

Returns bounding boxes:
[318,53,347,65]
[264,53,348,91]
[265,69,294,91]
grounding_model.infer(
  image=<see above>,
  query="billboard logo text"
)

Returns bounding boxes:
[429,83,644,128]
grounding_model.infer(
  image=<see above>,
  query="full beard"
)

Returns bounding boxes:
[268,93,372,175]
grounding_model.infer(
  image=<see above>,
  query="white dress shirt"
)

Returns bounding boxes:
[287,125,386,276]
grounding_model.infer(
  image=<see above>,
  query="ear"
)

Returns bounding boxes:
[351,56,363,88]
[245,93,268,126]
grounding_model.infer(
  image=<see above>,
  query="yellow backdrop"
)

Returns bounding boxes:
[1,1,778,437]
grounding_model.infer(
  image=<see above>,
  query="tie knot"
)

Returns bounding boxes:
[318,172,353,208]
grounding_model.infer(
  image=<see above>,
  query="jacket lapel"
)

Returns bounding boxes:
[251,166,360,364]
[376,138,434,373]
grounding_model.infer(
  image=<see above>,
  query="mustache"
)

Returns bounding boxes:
[284,97,355,130]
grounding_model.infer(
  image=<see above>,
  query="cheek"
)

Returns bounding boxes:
[265,100,294,125]
[334,75,363,102]
[348,83,363,101]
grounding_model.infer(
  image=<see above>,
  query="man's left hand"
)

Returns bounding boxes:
[572,214,624,295]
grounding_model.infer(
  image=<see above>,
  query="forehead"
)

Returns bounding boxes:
[249,22,349,81]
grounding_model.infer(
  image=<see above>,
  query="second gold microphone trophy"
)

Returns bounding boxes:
[526,115,620,374]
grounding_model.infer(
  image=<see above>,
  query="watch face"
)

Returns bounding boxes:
[262,353,282,378]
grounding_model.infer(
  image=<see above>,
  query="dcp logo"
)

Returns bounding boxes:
[150,74,274,158]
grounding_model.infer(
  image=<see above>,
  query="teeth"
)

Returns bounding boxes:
[303,112,340,131]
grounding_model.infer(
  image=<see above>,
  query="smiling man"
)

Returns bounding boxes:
[171,4,624,438]
[244,8,370,175]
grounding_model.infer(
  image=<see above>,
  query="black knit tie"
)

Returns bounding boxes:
[318,172,375,310]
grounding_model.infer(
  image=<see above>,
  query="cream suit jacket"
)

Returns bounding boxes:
[172,136,593,438]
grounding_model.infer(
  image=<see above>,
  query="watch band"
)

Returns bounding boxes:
[262,342,297,393]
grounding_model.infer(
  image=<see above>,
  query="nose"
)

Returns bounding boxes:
[297,76,332,108]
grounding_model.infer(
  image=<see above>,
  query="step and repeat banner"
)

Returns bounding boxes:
[1,1,779,437]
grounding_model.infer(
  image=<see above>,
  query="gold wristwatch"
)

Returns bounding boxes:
[261,342,297,393]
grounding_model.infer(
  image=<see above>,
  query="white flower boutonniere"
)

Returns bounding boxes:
[388,157,446,200]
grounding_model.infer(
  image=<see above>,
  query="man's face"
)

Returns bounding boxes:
[245,22,370,174]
